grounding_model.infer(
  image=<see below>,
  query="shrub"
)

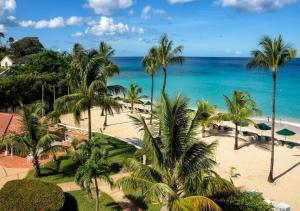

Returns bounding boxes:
[0,179,65,211]
[215,192,273,211]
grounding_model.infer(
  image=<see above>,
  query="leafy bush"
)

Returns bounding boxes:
[0,179,65,211]
[215,192,273,211]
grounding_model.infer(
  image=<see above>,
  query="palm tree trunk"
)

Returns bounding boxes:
[88,107,92,140]
[202,125,205,138]
[94,177,99,211]
[150,75,154,124]
[131,102,134,114]
[268,71,276,183]
[162,65,167,93]
[234,123,238,150]
[33,155,41,177]
[104,111,108,127]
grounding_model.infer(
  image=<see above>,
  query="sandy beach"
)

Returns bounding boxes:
[59,106,300,209]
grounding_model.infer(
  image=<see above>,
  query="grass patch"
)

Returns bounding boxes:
[26,134,137,184]
[63,190,122,211]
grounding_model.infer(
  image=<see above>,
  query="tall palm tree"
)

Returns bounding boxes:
[223,91,260,150]
[247,35,296,183]
[142,47,160,124]
[197,101,218,138]
[157,34,184,93]
[18,103,65,177]
[55,43,122,139]
[116,93,235,210]
[75,137,113,211]
[126,84,146,113]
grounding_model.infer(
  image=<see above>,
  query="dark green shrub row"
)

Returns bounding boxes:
[215,192,273,211]
[0,179,65,211]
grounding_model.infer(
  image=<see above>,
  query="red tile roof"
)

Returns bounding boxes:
[0,113,23,137]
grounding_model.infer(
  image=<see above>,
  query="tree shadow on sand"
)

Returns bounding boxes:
[273,162,300,181]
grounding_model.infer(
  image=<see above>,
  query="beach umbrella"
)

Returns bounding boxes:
[255,123,271,136]
[276,128,296,141]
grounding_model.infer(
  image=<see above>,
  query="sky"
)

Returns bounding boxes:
[0,0,299,57]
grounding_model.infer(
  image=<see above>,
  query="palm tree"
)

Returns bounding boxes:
[126,84,146,113]
[142,47,160,124]
[101,100,122,127]
[75,137,113,211]
[116,93,235,210]
[197,101,218,138]
[247,35,297,183]
[18,103,65,177]
[223,91,260,150]
[157,34,184,93]
[54,43,122,139]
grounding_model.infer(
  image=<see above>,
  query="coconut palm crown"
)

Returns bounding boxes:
[116,93,235,210]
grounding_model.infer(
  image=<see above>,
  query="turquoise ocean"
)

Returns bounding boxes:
[110,57,300,126]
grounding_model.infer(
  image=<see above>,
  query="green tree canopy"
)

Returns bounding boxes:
[10,37,44,57]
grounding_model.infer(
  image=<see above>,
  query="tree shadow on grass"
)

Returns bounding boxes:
[62,192,78,211]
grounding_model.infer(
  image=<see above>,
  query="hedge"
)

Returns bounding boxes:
[0,179,65,211]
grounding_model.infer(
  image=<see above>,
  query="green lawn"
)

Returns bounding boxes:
[63,190,122,211]
[26,134,137,184]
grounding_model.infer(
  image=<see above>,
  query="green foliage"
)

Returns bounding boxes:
[214,192,273,211]
[0,73,68,109]
[63,190,121,211]
[26,135,137,184]
[21,50,70,74]
[116,93,236,210]
[0,179,65,211]
[10,37,44,57]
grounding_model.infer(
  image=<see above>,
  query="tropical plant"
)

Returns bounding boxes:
[126,84,146,113]
[223,91,260,150]
[197,101,218,137]
[75,137,113,211]
[116,93,235,210]
[18,102,66,177]
[142,47,160,124]
[247,35,296,182]
[157,34,184,93]
[54,43,122,139]
[7,37,14,47]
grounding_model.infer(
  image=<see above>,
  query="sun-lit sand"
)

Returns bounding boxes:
[51,106,300,209]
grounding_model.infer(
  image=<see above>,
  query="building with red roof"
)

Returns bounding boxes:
[0,113,23,138]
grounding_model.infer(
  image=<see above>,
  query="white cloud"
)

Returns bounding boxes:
[72,32,84,37]
[131,26,144,34]
[167,0,194,4]
[141,5,166,20]
[86,0,132,15]
[0,24,5,32]
[85,16,129,35]
[0,0,16,15]
[18,16,84,29]
[215,0,297,12]
[66,16,83,26]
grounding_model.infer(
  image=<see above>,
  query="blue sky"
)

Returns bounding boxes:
[0,0,299,57]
